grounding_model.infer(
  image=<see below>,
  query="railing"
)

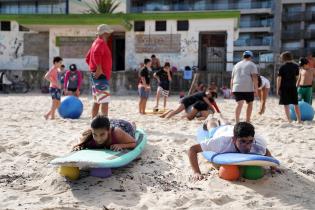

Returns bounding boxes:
[240,20,273,28]
[234,39,273,46]
[305,11,315,21]
[281,30,303,40]
[130,1,272,12]
[282,12,305,22]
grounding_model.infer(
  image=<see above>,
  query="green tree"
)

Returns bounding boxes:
[86,0,121,14]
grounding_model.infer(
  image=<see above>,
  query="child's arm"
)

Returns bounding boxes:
[77,71,83,89]
[188,144,204,181]
[44,69,52,82]
[276,76,281,96]
[64,71,70,90]
[210,100,221,113]
[153,72,159,82]
[72,129,92,151]
[110,128,136,151]
[167,70,172,81]
[203,97,215,112]
[265,149,282,174]
[296,71,301,87]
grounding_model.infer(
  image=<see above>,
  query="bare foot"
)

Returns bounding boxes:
[44,114,49,120]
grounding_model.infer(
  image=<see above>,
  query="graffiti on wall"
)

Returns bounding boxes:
[181,37,198,57]
[0,31,38,70]
[135,34,181,53]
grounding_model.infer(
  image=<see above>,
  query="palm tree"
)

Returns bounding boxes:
[86,0,121,14]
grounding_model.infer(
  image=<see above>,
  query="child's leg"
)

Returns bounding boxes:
[258,90,263,114]
[246,102,253,123]
[284,105,292,123]
[155,88,160,109]
[185,108,199,120]
[235,100,244,123]
[50,99,60,119]
[100,103,109,117]
[138,98,142,114]
[196,110,210,121]
[142,98,148,113]
[294,105,302,123]
[165,104,185,119]
[163,96,167,109]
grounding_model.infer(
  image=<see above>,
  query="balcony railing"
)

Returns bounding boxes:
[281,30,303,40]
[240,20,273,28]
[130,1,272,12]
[234,39,273,46]
[282,12,305,22]
[305,11,315,21]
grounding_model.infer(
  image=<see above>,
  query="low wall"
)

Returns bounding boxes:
[2,70,232,95]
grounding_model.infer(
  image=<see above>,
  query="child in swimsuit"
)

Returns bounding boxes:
[72,115,136,151]
[297,57,315,105]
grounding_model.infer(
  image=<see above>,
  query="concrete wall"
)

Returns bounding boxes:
[49,26,96,71]
[125,18,238,72]
[0,21,39,71]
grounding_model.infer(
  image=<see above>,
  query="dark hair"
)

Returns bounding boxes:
[243,54,251,59]
[91,115,110,130]
[299,57,309,67]
[61,64,65,68]
[69,64,77,71]
[233,122,255,138]
[144,58,151,65]
[164,62,170,67]
[258,75,262,88]
[73,115,110,150]
[151,54,156,58]
[53,56,63,64]
[280,51,293,62]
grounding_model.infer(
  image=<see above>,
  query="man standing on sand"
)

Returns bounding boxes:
[86,24,113,118]
[230,51,258,123]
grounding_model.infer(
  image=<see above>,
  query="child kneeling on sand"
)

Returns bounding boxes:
[188,117,280,181]
[72,115,136,152]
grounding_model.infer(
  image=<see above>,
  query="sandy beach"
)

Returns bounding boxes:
[0,93,314,210]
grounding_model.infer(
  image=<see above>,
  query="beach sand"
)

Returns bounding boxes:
[0,93,314,210]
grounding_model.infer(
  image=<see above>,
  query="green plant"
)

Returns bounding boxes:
[86,0,121,14]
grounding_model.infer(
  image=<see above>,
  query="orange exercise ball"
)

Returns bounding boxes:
[219,165,240,181]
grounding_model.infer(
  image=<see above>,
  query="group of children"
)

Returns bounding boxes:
[45,51,314,182]
[44,57,83,120]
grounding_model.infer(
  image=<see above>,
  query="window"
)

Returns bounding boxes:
[134,21,145,32]
[1,21,11,31]
[155,21,166,31]
[177,20,189,31]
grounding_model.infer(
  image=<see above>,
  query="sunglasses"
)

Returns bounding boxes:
[237,138,255,145]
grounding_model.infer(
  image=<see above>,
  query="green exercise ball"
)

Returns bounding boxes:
[241,166,264,180]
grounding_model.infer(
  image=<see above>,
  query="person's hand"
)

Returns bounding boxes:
[192,172,204,181]
[145,86,150,91]
[94,68,103,79]
[110,144,123,152]
[75,89,80,97]
[270,166,282,175]
[72,145,83,151]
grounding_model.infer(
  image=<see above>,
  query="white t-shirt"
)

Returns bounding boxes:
[232,60,258,92]
[200,125,267,155]
[259,76,270,89]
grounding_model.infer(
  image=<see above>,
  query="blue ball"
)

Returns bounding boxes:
[58,96,83,119]
[290,101,314,121]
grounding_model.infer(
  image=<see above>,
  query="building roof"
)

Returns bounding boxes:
[0,11,240,31]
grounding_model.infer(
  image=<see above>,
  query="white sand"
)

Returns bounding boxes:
[0,93,315,210]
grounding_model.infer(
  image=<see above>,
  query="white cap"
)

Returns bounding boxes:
[96,24,113,35]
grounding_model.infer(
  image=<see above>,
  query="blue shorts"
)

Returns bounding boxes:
[49,87,61,101]
[138,86,150,99]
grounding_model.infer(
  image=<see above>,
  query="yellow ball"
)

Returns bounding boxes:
[58,166,80,180]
